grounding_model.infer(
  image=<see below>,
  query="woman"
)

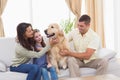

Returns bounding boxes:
[33,29,58,80]
[10,22,54,80]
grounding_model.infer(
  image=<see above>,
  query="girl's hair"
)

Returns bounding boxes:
[33,29,46,51]
[16,22,34,50]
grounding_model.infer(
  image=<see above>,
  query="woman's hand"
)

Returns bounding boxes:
[49,37,59,45]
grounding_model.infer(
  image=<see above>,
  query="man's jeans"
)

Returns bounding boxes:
[41,66,58,80]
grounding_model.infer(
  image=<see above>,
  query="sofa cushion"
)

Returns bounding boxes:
[80,68,96,76]
[58,68,96,78]
[96,48,117,60]
[0,60,7,72]
[0,37,16,67]
[0,71,27,80]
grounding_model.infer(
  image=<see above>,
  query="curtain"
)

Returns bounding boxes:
[0,0,7,37]
[65,0,82,27]
[85,0,105,47]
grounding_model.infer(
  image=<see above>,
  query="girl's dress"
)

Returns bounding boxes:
[33,44,58,80]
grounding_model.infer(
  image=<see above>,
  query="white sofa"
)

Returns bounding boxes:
[0,37,120,80]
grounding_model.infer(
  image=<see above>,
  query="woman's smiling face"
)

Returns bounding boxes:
[24,26,33,38]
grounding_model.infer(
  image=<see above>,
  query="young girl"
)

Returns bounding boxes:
[33,29,58,80]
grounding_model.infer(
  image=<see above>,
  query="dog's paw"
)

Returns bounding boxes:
[57,71,61,75]
[62,64,67,70]
[56,69,61,75]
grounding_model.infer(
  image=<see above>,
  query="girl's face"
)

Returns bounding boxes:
[24,26,33,38]
[34,32,43,43]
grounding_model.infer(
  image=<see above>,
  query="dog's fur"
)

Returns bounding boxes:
[44,23,69,74]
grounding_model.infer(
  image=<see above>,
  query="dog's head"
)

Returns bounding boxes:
[44,23,64,38]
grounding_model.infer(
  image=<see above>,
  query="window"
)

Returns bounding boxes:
[2,0,32,37]
[2,0,69,37]
[32,0,69,36]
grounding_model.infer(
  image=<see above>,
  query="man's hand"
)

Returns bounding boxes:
[60,49,70,56]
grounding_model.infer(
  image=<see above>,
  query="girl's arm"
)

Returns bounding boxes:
[37,47,43,51]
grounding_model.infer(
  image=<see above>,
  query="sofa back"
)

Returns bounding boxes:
[0,37,15,67]
[0,37,117,67]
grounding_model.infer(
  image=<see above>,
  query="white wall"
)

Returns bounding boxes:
[103,0,114,50]
[114,0,120,57]
[2,0,32,37]
[103,0,120,57]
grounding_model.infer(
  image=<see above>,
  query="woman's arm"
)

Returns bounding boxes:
[15,43,50,58]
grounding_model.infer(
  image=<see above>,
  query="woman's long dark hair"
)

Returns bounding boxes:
[33,29,46,51]
[17,22,34,50]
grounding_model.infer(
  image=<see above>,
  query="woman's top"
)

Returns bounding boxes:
[11,43,50,67]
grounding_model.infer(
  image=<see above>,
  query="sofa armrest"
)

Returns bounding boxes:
[96,48,117,60]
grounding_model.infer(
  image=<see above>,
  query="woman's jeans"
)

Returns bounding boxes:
[10,64,41,80]
[41,66,58,80]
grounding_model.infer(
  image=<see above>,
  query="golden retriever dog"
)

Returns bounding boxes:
[44,23,69,74]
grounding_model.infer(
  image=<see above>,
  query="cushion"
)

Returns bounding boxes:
[0,60,7,72]
[0,37,16,67]
[58,68,96,78]
[96,48,117,60]
[80,68,96,76]
[0,71,27,80]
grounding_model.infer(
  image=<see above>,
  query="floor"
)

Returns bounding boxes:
[59,74,120,80]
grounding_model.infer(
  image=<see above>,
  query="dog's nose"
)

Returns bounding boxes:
[44,29,47,35]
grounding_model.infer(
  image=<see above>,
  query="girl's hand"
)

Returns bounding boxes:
[47,63,52,68]
[37,47,43,51]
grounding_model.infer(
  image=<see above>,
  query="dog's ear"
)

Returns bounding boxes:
[59,30,64,36]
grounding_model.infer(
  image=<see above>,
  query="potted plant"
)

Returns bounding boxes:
[60,18,75,34]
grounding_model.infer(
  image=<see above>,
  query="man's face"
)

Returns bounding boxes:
[77,21,90,35]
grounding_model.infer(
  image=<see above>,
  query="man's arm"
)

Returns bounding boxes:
[60,48,95,60]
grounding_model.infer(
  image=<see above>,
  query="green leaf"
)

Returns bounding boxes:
[60,18,75,34]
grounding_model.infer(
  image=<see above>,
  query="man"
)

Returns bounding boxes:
[60,14,108,77]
